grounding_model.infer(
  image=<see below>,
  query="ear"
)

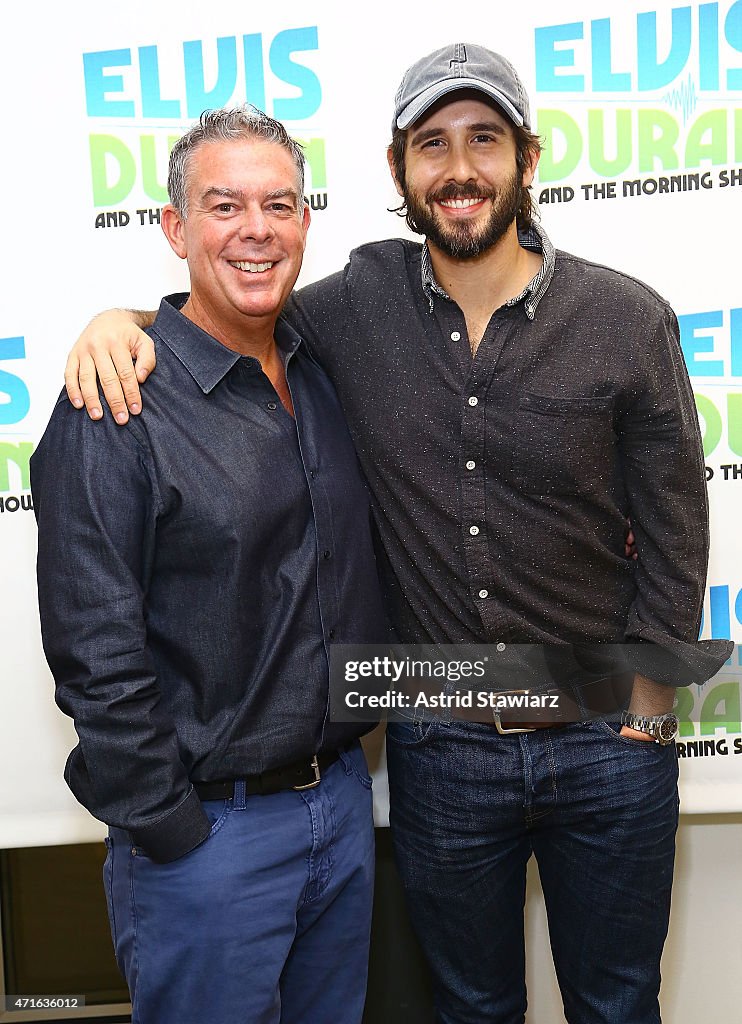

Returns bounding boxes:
[161,205,188,259]
[301,200,311,236]
[521,146,540,189]
[387,146,405,198]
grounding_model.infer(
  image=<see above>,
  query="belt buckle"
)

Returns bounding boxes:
[293,755,321,791]
[492,689,537,735]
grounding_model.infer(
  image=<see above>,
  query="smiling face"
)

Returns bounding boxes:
[161,137,310,346]
[389,93,537,260]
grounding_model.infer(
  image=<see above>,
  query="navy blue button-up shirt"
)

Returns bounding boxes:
[32,295,388,861]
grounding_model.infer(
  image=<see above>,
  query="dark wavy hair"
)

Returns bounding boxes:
[388,121,542,233]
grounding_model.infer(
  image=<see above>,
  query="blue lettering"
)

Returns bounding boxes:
[83,49,135,117]
[139,46,181,118]
[243,33,266,112]
[184,37,238,118]
[710,585,732,639]
[637,7,692,90]
[591,19,632,91]
[730,308,742,376]
[535,23,585,91]
[270,27,321,119]
[0,338,30,426]
[699,3,720,89]
[726,0,742,89]
[679,311,724,376]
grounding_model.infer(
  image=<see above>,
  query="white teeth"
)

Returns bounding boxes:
[439,198,483,209]
[230,261,274,272]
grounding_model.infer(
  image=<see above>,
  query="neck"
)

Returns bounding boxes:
[427,221,542,320]
[181,293,279,366]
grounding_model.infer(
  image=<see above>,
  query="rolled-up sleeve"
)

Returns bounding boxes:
[31,396,210,861]
[617,306,732,684]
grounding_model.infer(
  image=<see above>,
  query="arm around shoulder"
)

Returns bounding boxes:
[65,308,158,424]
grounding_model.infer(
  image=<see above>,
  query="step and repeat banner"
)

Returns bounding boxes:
[1,0,741,845]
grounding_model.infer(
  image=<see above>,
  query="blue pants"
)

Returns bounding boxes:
[103,743,374,1024]
[386,718,679,1024]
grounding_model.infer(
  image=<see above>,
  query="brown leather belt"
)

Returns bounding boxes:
[483,676,628,735]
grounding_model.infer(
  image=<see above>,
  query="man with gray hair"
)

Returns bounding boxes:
[31,107,387,1024]
[63,43,731,1024]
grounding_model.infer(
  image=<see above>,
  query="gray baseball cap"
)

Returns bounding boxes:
[392,43,531,133]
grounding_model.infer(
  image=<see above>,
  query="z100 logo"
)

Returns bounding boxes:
[534,2,742,182]
[0,337,33,512]
[83,26,328,210]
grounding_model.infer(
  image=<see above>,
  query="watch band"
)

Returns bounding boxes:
[620,711,679,745]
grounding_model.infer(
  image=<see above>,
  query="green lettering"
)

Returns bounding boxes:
[637,110,679,172]
[295,138,326,190]
[141,134,179,204]
[534,110,582,183]
[587,109,632,177]
[699,681,741,735]
[673,686,696,738]
[685,110,727,166]
[694,394,722,456]
[89,134,137,206]
[728,393,742,456]
[0,441,33,491]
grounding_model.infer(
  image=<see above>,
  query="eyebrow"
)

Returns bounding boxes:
[199,186,300,205]
[409,121,509,147]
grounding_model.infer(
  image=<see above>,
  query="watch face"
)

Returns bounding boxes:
[658,714,679,743]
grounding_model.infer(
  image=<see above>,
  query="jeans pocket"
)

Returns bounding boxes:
[593,717,674,753]
[202,798,232,835]
[386,717,440,748]
[131,799,231,860]
[340,742,373,788]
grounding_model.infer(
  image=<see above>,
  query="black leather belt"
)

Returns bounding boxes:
[192,750,341,800]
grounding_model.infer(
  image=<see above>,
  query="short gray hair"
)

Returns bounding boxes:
[167,105,306,217]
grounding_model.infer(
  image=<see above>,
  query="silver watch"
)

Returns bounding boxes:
[620,711,679,745]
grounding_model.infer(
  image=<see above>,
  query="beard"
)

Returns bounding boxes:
[402,170,522,260]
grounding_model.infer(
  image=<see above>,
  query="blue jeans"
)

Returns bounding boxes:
[386,718,679,1024]
[103,744,374,1024]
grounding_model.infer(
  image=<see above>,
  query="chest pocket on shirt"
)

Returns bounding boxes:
[510,392,615,497]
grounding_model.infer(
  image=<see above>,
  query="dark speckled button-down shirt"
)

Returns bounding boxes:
[285,224,731,685]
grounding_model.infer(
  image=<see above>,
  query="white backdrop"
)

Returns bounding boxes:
[1,0,742,848]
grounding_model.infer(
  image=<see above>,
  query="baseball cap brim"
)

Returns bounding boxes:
[396,78,525,130]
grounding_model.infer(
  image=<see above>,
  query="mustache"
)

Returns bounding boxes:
[427,183,497,203]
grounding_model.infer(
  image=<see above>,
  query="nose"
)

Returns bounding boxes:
[237,202,274,244]
[443,139,478,184]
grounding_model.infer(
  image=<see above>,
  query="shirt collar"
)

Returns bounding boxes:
[153,294,302,394]
[420,221,556,321]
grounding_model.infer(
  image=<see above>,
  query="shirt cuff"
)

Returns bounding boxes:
[622,628,734,686]
[129,788,211,863]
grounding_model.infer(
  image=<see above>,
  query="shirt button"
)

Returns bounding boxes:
[328,629,336,640]
[469,525,480,536]
[266,401,277,411]
[310,470,316,479]
[496,642,506,653]
[478,589,489,599]
[468,396,478,407]
[323,550,332,559]
[450,331,461,341]
[465,460,476,470]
